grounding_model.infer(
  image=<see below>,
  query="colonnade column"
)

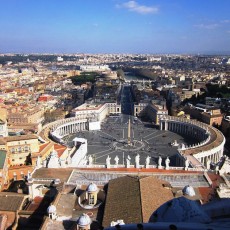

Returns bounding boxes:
[165,121,168,131]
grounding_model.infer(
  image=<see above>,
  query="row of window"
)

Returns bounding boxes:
[11,146,30,153]
[12,157,24,161]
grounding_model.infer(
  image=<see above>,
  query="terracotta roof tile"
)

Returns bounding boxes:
[0,193,28,211]
[32,168,73,182]
[139,176,173,223]
[102,175,174,227]
[103,176,142,227]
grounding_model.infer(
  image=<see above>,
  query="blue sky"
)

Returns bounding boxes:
[0,0,230,54]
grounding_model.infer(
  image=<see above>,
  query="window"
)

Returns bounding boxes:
[89,194,94,205]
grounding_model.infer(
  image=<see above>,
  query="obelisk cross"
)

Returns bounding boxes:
[128,117,131,145]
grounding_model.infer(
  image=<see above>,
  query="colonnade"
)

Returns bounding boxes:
[53,121,87,137]
[161,120,208,142]
[196,147,224,169]
[49,118,88,142]
[160,115,226,169]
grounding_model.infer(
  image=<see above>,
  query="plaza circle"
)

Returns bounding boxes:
[62,114,197,166]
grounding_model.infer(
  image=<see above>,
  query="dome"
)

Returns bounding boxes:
[54,178,61,185]
[87,183,98,192]
[151,197,211,223]
[183,185,195,197]
[47,204,56,214]
[78,213,91,226]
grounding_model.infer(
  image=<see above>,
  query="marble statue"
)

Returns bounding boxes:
[126,155,131,168]
[181,143,185,150]
[145,156,151,168]
[88,155,93,166]
[165,157,170,170]
[185,157,190,170]
[106,155,111,168]
[114,155,119,166]
[47,150,60,168]
[158,156,162,168]
[135,154,140,168]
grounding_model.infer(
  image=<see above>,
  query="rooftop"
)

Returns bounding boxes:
[103,175,173,227]
[0,192,28,211]
[32,168,73,182]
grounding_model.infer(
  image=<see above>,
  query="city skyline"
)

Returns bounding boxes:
[0,0,230,54]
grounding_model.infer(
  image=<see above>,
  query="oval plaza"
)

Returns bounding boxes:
[41,101,226,171]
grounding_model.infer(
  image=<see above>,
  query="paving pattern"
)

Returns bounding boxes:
[63,114,197,166]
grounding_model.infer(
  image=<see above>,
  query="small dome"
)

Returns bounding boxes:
[47,204,56,214]
[87,183,98,192]
[78,213,91,226]
[183,185,195,197]
[54,178,61,184]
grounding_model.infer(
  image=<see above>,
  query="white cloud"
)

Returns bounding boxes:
[221,20,230,23]
[116,1,158,15]
[194,23,219,29]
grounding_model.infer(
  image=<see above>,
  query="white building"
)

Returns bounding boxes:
[80,65,110,72]
[57,56,63,62]
[0,119,8,137]
[71,102,121,121]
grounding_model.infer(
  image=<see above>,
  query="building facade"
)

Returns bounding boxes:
[0,135,39,166]
[146,101,168,125]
